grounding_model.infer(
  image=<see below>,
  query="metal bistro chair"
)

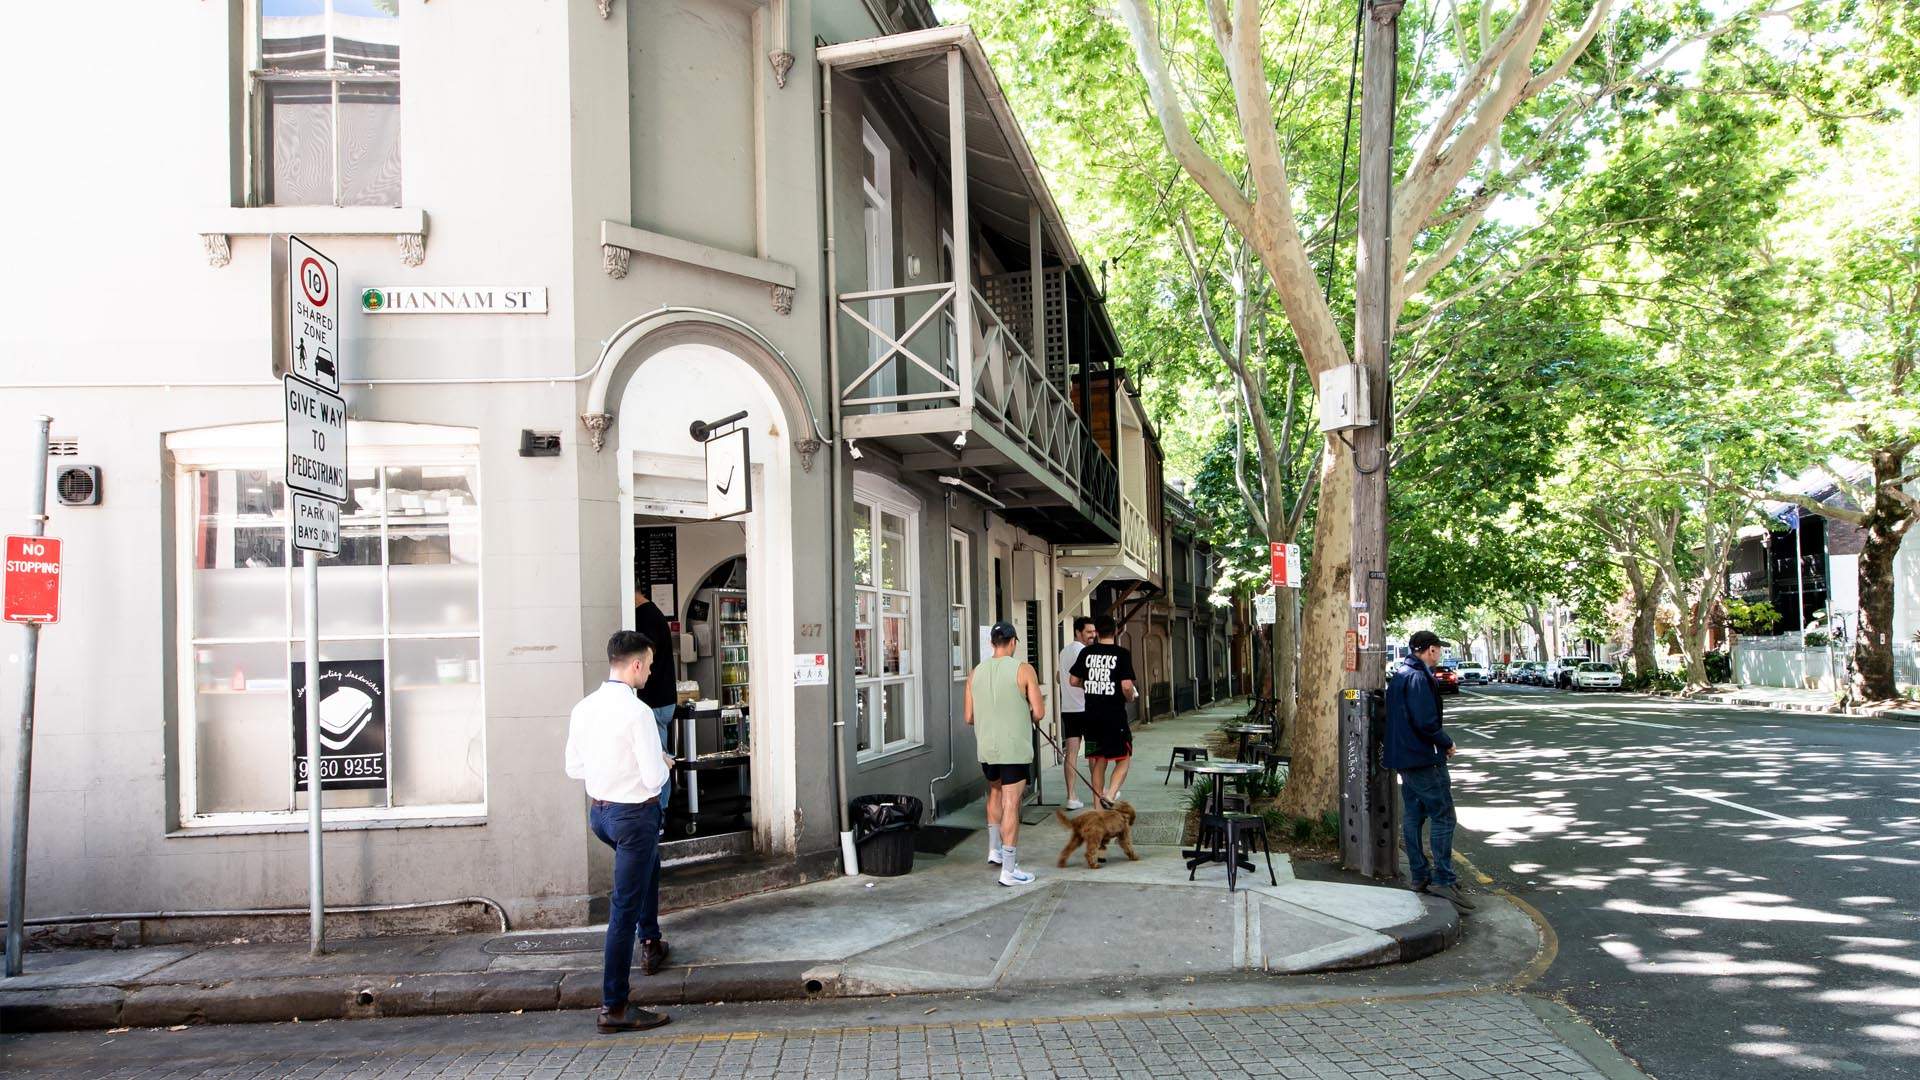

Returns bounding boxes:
[1261,746,1291,785]
[1165,745,1209,787]
[1190,812,1279,892]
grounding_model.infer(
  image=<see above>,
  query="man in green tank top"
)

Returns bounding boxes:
[964,621,1045,886]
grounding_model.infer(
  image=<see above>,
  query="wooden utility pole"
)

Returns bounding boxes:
[1339,0,1401,879]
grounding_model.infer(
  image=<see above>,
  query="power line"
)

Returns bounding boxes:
[1323,0,1366,302]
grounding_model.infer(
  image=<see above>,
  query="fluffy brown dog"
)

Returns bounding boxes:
[1055,801,1139,868]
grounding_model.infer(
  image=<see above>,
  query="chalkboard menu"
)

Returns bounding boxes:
[636,526,679,618]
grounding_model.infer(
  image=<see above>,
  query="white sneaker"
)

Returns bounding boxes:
[1065,798,1085,811]
[987,849,1003,865]
[998,865,1035,887]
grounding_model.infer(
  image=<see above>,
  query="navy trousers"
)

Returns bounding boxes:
[589,798,663,1009]
[1398,764,1457,887]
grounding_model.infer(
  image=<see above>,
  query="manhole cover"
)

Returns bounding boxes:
[482,933,602,956]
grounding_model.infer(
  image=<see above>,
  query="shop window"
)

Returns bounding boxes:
[172,425,482,828]
[851,474,921,760]
[250,0,402,207]
[949,529,970,681]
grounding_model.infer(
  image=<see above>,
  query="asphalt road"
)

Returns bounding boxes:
[1449,683,1920,1078]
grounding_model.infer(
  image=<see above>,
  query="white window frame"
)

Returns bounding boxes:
[852,473,922,761]
[168,422,485,831]
[950,528,971,682]
[861,118,897,404]
[246,0,403,208]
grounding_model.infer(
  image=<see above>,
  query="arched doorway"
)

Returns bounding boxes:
[604,335,802,858]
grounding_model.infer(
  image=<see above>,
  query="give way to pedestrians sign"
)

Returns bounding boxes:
[285,375,347,505]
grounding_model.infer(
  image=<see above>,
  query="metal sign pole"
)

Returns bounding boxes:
[6,416,51,977]
[304,551,324,955]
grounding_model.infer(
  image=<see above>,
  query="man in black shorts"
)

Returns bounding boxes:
[1057,617,1097,809]
[1068,616,1138,805]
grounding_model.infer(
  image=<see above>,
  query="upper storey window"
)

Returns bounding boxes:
[251,0,402,207]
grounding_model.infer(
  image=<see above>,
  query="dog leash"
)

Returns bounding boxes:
[1027,715,1118,812]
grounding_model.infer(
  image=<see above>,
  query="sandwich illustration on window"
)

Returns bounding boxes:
[317,685,376,750]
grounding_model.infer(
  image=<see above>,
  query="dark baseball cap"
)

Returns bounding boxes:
[1409,630,1449,652]
[989,621,1019,644]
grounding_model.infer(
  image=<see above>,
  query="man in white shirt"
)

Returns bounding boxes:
[1058,617,1097,809]
[566,630,675,1033]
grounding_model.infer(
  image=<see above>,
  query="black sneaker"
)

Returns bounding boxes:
[1427,883,1477,911]
[597,1004,670,1033]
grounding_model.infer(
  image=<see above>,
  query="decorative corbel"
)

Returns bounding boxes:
[603,244,631,280]
[596,0,614,18]
[201,233,232,268]
[770,284,794,316]
[581,412,613,453]
[768,0,793,89]
[794,437,821,473]
[397,233,426,267]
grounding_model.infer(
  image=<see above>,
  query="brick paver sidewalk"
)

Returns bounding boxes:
[23,993,1624,1078]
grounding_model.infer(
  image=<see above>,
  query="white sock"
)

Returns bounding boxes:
[988,824,1002,856]
[1001,844,1017,869]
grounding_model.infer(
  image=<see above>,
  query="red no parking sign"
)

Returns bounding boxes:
[3,535,62,624]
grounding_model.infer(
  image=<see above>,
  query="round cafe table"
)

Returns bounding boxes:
[1222,723,1273,762]
[1178,760,1266,872]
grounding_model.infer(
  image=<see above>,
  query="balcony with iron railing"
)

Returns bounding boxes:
[836,279,1120,542]
[820,29,1123,546]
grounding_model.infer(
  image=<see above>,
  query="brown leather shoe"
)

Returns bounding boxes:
[597,1004,670,1033]
[641,938,671,976]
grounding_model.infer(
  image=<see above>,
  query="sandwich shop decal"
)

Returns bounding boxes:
[290,659,389,790]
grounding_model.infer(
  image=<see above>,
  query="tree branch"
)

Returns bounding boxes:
[1114,0,1256,236]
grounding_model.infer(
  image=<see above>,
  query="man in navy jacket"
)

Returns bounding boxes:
[1385,631,1474,911]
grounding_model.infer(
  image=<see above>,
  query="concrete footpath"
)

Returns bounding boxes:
[1675,683,1920,720]
[0,703,1457,1032]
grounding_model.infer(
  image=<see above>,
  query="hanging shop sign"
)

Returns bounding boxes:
[359,286,548,315]
[705,426,751,520]
[291,659,389,791]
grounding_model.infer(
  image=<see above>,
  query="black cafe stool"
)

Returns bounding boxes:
[1165,746,1210,786]
[1190,812,1279,892]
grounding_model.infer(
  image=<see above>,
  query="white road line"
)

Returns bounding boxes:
[1460,689,1685,729]
[1664,785,1837,832]
[1457,725,1494,738]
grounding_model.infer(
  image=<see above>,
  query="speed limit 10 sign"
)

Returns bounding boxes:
[288,235,339,393]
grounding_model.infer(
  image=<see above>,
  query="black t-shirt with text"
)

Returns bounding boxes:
[1068,642,1135,729]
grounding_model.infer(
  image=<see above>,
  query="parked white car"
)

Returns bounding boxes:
[1454,662,1488,685]
[1571,661,1623,690]
[1542,656,1590,689]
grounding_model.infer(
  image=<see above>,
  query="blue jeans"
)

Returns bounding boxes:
[1399,764,1457,887]
[652,704,676,808]
[589,799,663,1009]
